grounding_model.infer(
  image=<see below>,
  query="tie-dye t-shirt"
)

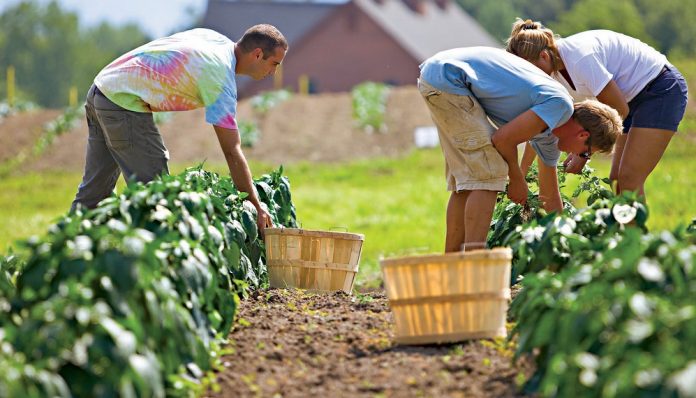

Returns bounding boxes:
[94,28,238,130]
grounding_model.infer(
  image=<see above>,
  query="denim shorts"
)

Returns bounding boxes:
[623,64,689,133]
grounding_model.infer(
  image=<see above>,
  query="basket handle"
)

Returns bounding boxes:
[461,242,488,251]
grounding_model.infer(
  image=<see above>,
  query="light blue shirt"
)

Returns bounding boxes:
[419,47,573,166]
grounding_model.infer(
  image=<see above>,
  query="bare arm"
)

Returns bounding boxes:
[596,80,629,184]
[596,80,629,119]
[520,142,537,176]
[558,81,626,176]
[562,153,587,174]
[491,110,549,205]
[537,159,563,213]
[214,125,273,232]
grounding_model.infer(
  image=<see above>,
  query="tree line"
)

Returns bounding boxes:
[458,0,696,58]
[0,1,151,108]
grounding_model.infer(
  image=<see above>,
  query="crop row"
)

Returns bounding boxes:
[490,165,696,398]
[351,81,390,133]
[0,166,297,397]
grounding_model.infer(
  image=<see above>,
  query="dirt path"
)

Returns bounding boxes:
[0,109,63,163]
[207,289,533,398]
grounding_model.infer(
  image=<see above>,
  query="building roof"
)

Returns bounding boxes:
[202,0,337,44]
[354,0,501,60]
[202,0,501,61]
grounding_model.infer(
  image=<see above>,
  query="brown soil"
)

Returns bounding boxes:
[206,289,533,398]
[3,86,432,174]
[0,109,63,163]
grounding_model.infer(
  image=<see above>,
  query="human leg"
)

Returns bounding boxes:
[463,190,497,250]
[444,189,497,252]
[615,64,686,198]
[71,86,121,211]
[617,127,674,197]
[445,190,468,252]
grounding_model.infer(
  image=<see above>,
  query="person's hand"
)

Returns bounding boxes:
[257,207,274,237]
[562,153,587,174]
[507,177,528,205]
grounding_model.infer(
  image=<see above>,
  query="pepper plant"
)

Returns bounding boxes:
[0,166,297,397]
[351,81,390,133]
[511,227,696,398]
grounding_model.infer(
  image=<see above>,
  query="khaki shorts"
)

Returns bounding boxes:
[418,79,508,192]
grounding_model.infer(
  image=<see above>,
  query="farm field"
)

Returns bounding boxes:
[1,75,695,397]
[7,0,696,393]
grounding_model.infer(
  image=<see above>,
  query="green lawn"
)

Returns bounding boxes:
[1,122,694,287]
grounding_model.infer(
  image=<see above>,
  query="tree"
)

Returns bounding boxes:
[0,1,82,107]
[634,0,696,58]
[76,23,149,100]
[513,0,574,26]
[456,0,518,42]
[457,0,576,41]
[0,1,149,108]
[551,0,652,45]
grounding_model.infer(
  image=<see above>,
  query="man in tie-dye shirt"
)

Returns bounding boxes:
[72,24,287,233]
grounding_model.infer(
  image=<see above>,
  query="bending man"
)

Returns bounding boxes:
[71,24,288,233]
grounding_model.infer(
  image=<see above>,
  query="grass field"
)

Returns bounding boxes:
[1,122,694,287]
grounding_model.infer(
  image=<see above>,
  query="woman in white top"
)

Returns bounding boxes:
[506,19,688,200]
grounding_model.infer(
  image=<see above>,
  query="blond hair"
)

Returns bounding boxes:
[506,18,562,73]
[573,100,623,154]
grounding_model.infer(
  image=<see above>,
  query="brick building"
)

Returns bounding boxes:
[202,0,500,97]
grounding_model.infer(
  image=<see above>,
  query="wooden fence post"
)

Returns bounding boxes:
[69,86,78,107]
[7,66,15,107]
[298,74,309,95]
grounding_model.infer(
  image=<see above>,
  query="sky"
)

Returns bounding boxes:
[0,0,208,38]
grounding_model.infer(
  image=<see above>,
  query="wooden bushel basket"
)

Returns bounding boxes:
[380,248,512,345]
[264,228,364,294]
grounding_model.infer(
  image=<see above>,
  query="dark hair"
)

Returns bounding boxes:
[237,24,288,59]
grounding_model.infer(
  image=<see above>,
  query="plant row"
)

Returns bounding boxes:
[0,166,297,397]
[489,166,696,398]
[0,100,39,121]
[0,105,83,176]
[351,81,390,133]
